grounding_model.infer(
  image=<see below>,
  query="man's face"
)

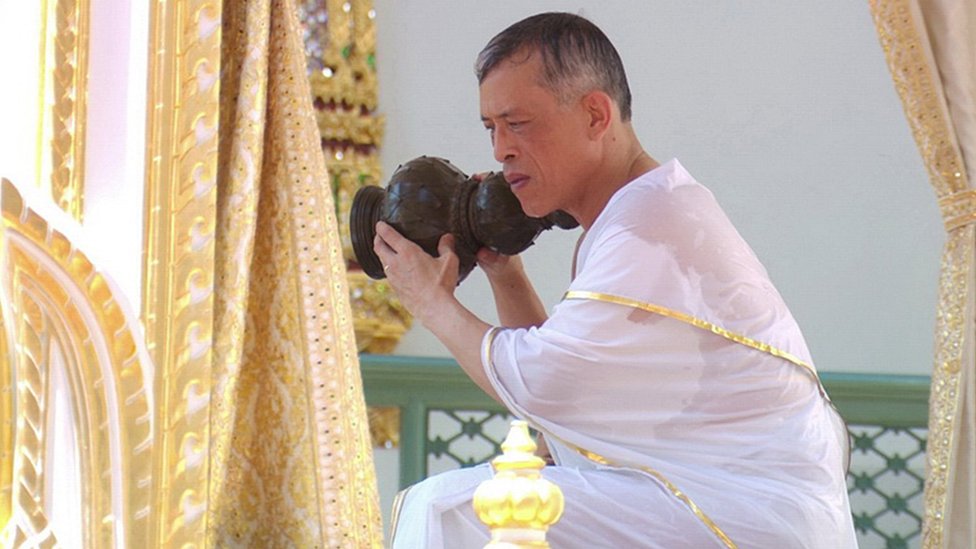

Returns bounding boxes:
[479,52,595,219]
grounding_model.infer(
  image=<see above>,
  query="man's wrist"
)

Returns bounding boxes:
[416,292,463,330]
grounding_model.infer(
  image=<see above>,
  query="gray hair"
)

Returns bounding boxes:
[475,12,633,121]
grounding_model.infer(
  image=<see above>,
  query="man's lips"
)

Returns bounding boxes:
[504,172,529,191]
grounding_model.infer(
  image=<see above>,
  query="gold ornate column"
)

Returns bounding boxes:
[48,0,90,221]
[142,1,221,546]
[32,0,91,222]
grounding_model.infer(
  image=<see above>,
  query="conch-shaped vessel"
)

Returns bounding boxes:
[350,156,577,282]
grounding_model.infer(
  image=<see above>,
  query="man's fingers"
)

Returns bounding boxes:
[476,247,501,262]
[373,233,393,254]
[375,221,414,251]
[471,171,493,182]
[438,233,456,256]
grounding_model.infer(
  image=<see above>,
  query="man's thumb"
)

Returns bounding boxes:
[438,233,456,256]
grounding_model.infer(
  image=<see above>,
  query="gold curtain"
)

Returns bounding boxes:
[869,2,975,547]
[207,0,382,546]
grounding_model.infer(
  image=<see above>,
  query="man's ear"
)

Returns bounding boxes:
[581,91,614,140]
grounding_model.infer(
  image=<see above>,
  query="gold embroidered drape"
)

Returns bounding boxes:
[207,0,382,545]
[869,2,975,547]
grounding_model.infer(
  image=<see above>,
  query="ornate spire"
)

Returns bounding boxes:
[473,420,564,548]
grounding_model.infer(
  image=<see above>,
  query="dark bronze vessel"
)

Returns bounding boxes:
[350,156,578,282]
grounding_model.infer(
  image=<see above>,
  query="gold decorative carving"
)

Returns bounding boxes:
[0,179,152,546]
[49,0,90,221]
[348,271,411,354]
[142,1,221,546]
[868,2,973,546]
[367,406,401,448]
[473,420,564,547]
[300,1,413,360]
[0,292,12,528]
[0,285,57,548]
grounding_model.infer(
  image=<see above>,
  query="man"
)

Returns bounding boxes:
[375,12,856,548]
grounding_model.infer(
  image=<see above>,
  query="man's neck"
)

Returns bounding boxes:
[576,127,658,230]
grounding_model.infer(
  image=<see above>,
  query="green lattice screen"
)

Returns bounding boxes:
[426,410,927,549]
[427,410,512,476]
[847,425,926,549]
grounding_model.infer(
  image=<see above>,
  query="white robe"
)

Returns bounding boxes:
[392,160,857,548]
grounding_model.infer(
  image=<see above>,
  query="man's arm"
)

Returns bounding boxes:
[373,221,502,404]
[477,249,547,328]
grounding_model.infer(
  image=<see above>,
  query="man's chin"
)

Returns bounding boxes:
[516,200,545,219]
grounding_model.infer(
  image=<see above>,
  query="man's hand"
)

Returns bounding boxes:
[476,247,525,282]
[373,221,459,325]
[372,220,502,404]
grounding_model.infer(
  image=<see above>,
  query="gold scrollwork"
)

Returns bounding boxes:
[313,105,385,144]
[348,271,412,354]
[0,291,12,529]
[48,0,90,222]
[0,284,58,548]
[142,1,222,546]
[0,179,152,546]
[367,407,401,448]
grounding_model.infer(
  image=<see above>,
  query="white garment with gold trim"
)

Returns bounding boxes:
[392,160,856,548]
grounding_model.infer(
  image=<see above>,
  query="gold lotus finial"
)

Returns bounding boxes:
[472,420,564,548]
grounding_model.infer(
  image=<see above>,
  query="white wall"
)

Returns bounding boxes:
[374,1,943,376]
[0,2,45,189]
[84,0,149,315]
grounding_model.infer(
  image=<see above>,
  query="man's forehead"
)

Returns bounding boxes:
[479,87,534,120]
[479,59,551,117]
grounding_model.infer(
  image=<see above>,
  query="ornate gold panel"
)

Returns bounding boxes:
[0,284,12,529]
[34,0,90,221]
[142,1,221,546]
[0,180,152,546]
[49,0,90,221]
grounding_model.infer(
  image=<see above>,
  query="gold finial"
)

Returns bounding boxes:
[473,420,564,548]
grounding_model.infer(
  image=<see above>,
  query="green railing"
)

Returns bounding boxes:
[360,354,931,549]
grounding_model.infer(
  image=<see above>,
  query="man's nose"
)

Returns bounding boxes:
[492,126,517,163]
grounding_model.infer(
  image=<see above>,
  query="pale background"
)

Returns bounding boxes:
[375,1,943,378]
